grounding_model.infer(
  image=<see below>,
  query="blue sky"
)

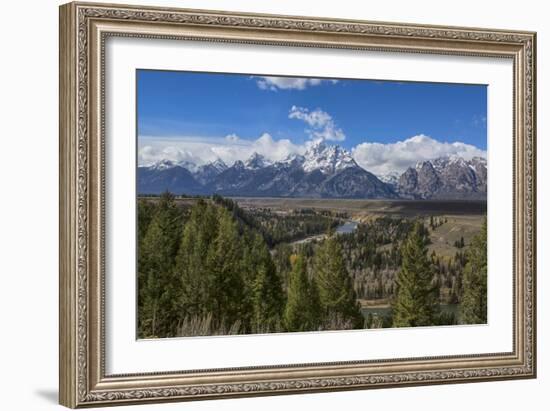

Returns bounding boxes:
[136,69,487,176]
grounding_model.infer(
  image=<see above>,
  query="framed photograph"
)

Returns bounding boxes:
[59,2,537,408]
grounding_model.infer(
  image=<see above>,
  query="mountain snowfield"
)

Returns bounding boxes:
[301,141,358,174]
[137,140,487,199]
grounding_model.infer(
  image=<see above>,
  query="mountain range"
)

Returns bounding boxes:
[137,141,487,200]
[395,155,487,199]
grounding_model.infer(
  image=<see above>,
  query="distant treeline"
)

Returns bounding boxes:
[337,217,471,307]
[211,194,342,246]
[137,192,487,338]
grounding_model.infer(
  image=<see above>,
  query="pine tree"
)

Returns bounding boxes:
[392,221,439,327]
[206,207,246,331]
[283,254,321,332]
[460,218,487,324]
[137,199,156,247]
[247,234,285,333]
[138,192,183,337]
[273,243,293,291]
[174,200,219,323]
[314,236,364,330]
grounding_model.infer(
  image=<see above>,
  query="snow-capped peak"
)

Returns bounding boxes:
[302,141,358,174]
[192,158,228,184]
[411,155,487,175]
[149,159,199,172]
[470,156,487,166]
[378,171,401,186]
[232,160,246,169]
[149,159,177,170]
[147,158,229,175]
[280,153,305,165]
[194,158,227,175]
[245,152,271,170]
[431,155,472,173]
[415,160,435,171]
[448,154,468,166]
[208,158,228,172]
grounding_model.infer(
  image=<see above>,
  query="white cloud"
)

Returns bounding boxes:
[138,133,304,167]
[288,106,346,142]
[139,132,486,179]
[138,145,197,165]
[352,134,487,176]
[288,106,331,128]
[139,105,347,168]
[255,76,337,91]
[224,133,239,142]
[310,123,346,142]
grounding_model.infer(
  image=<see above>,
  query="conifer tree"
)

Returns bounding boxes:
[314,236,364,329]
[272,243,293,290]
[247,234,285,333]
[174,199,284,336]
[283,254,321,332]
[138,192,183,337]
[392,221,439,327]
[460,218,487,324]
[174,200,219,323]
[137,199,156,248]
[205,207,246,331]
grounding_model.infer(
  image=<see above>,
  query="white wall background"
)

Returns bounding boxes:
[0,0,546,409]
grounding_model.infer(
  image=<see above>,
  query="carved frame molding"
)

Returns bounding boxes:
[59,2,536,408]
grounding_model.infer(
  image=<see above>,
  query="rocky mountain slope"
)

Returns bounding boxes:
[397,156,487,199]
[137,142,487,200]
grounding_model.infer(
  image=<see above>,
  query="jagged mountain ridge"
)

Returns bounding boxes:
[137,142,487,200]
[137,163,204,195]
[194,158,228,185]
[301,142,358,174]
[397,155,487,199]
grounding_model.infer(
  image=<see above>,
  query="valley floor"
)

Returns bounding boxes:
[231,197,486,258]
[229,197,486,217]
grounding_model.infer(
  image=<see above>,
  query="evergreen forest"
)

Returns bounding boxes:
[137,192,487,338]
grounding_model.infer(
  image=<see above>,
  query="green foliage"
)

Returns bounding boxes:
[138,192,184,338]
[436,310,458,326]
[272,243,293,290]
[174,201,246,331]
[206,207,246,329]
[338,217,417,301]
[314,236,364,329]
[137,198,156,247]
[243,234,285,333]
[212,194,340,246]
[392,221,440,327]
[137,193,485,337]
[283,254,321,332]
[460,218,487,324]
[174,199,218,320]
[138,195,286,337]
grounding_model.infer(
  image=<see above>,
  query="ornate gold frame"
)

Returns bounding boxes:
[59,2,537,408]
